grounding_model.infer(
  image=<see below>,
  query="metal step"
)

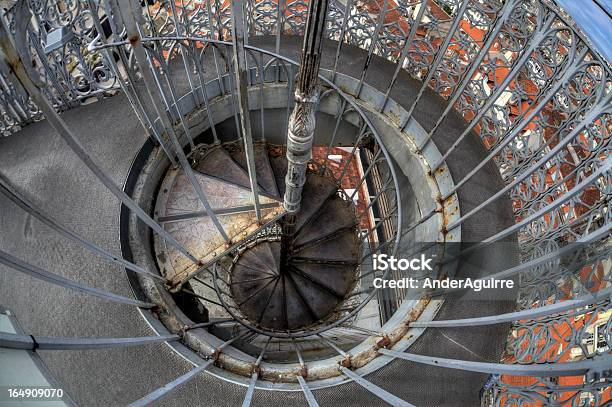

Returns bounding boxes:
[294,195,357,248]
[289,263,355,298]
[294,172,339,232]
[154,165,284,289]
[193,145,253,190]
[285,269,342,321]
[292,230,360,264]
[226,141,280,198]
[267,144,288,197]
[282,272,315,329]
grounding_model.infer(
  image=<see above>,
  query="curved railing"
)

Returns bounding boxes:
[0,0,610,406]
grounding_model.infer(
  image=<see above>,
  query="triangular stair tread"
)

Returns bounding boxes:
[286,271,340,321]
[294,173,339,232]
[267,149,288,197]
[231,254,277,290]
[266,241,281,271]
[231,263,276,283]
[294,229,360,263]
[257,277,287,328]
[283,275,315,329]
[289,263,355,297]
[193,146,253,191]
[163,169,281,214]
[155,168,284,288]
[294,196,357,247]
[227,142,280,198]
[252,241,279,270]
[239,247,278,276]
[232,275,280,317]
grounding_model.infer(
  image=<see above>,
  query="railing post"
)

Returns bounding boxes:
[281,0,331,263]
[231,0,261,221]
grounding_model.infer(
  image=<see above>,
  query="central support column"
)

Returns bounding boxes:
[281,0,330,266]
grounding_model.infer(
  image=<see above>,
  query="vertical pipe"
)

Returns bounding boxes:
[281,0,331,262]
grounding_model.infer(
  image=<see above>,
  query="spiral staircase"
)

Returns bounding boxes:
[0,0,610,406]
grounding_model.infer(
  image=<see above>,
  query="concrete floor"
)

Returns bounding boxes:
[0,37,516,406]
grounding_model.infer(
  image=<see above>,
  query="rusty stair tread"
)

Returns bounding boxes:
[282,273,315,329]
[284,270,340,321]
[292,229,360,264]
[238,248,278,276]
[293,172,339,232]
[267,145,288,197]
[257,276,286,328]
[289,263,355,298]
[293,195,358,248]
[226,142,280,198]
[251,241,278,270]
[193,145,253,191]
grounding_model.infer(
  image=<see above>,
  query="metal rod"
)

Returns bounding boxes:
[0,9,204,266]
[430,16,557,169]
[204,0,226,94]
[478,159,609,245]
[190,45,220,144]
[185,318,235,331]
[86,0,174,163]
[0,332,178,350]
[127,360,214,407]
[355,0,389,97]
[181,288,224,307]
[331,0,355,82]
[117,0,229,243]
[147,49,196,151]
[168,0,198,107]
[241,340,269,407]
[339,366,415,407]
[349,149,383,201]
[242,372,258,407]
[416,287,611,328]
[409,0,519,141]
[0,175,164,282]
[445,93,611,232]
[439,159,610,267]
[317,334,348,357]
[232,0,262,220]
[378,349,612,377]
[400,0,471,132]
[156,202,280,223]
[0,249,154,308]
[288,338,303,365]
[430,223,611,296]
[439,48,589,199]
[297,376,319,407]
[379,0,429,112]
[320,99,346,174]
